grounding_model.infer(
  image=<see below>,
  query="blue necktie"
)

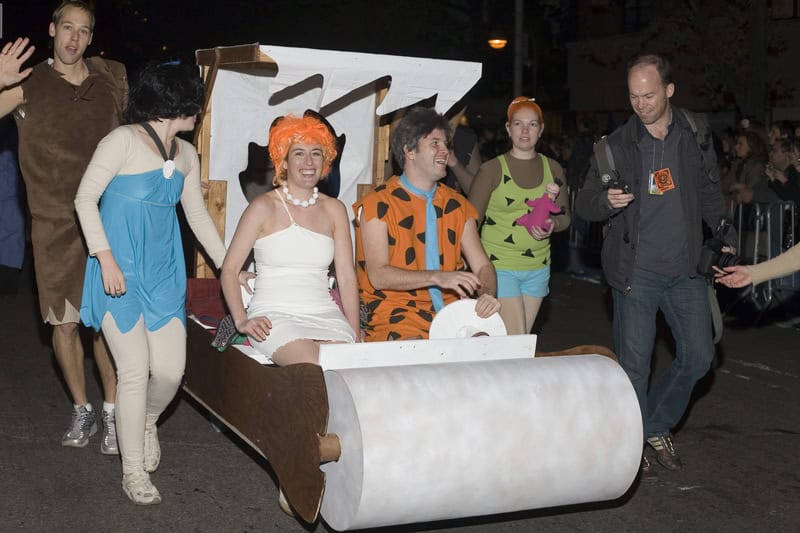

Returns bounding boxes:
[400,174,444,312]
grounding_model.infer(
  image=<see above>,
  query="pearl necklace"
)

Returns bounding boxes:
[283,186,319,208]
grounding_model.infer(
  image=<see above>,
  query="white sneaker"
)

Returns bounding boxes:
[122,472,162,505]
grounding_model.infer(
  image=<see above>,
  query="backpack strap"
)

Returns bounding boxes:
[678,108,717,183]
[679,108,711,150]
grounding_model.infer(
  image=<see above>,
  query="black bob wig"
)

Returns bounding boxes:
[125,62,204,124]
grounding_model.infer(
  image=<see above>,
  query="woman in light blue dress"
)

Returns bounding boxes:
[75,62,226,505]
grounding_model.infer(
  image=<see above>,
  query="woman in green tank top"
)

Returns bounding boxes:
[468,96,570,334]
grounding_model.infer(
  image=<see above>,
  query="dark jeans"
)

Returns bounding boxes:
[612,269,714,439]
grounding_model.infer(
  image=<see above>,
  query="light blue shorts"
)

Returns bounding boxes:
[496,267,551,299]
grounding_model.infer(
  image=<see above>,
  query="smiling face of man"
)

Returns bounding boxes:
[405,128,450,186]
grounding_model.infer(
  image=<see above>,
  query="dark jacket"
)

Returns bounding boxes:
[768,165,800,206]
[575,107,734,293]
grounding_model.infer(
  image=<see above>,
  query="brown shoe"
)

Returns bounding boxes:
[647,434,683,471]
[640,455,658,480]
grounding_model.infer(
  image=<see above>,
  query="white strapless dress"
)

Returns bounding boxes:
[246,217,356,356]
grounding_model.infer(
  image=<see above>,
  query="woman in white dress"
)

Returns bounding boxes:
[220,114,359,365]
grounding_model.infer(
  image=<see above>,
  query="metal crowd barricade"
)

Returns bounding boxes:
[733,201,797,308]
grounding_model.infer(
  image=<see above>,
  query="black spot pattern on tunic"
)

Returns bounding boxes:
[399,215,414,229]
[405,247,416,265]
[503,175,511,184]
[417,309,433,322]
[484,216,496,225]
[504,234,515,244]
[377,202,389,219]
[392,188,412,201]
[522,249,535,257]
[416,232,426,243]
[447,229,456,245]
[364,300,381,326]
[505,197,514,206]
[444,198,461,214]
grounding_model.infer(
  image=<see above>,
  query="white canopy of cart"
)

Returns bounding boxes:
[208,44,482,245]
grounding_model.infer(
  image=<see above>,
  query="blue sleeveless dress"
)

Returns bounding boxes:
[80,166,187,333]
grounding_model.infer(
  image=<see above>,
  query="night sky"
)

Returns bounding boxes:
[7,1,790,125]
[4,1,529,107]
[6,2,509,68]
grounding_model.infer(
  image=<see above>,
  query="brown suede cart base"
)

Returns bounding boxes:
[184,318,615,523]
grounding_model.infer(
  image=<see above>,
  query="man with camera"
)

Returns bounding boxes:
[576,54,736,477]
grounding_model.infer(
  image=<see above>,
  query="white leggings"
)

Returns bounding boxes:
[101,315,186,476]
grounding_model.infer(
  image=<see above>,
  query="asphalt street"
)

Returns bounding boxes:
[1,257,798,532]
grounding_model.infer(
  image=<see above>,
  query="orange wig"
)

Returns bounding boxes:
[268,114,338,185]
[506,96,544,124]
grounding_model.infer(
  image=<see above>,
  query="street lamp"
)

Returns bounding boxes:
[487,32,508,50]
[486,2,527,95]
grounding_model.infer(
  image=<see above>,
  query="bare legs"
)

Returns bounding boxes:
[52,322,117,405]
[52,322,88,404]
[498,295,543,335]
[270,339,321,366]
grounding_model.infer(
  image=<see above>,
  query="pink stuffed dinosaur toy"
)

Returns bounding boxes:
[515,182,563,234]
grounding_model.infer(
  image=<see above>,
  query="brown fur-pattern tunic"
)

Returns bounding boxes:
[14,57,127,322]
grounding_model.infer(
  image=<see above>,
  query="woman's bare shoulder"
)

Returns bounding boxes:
[318,193,348,214]
[245,190,281,217]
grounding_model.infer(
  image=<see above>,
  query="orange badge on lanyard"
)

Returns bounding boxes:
[653,168,675,193]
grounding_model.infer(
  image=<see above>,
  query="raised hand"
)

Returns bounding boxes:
[0,38,35,90]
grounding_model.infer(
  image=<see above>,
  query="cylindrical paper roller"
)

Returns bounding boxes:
[320,355,641,531]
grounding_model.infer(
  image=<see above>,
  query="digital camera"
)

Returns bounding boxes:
[600,172,630,194]
[697,218,741,277]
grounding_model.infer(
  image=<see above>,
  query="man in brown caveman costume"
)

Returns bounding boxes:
[0,1,127,453]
